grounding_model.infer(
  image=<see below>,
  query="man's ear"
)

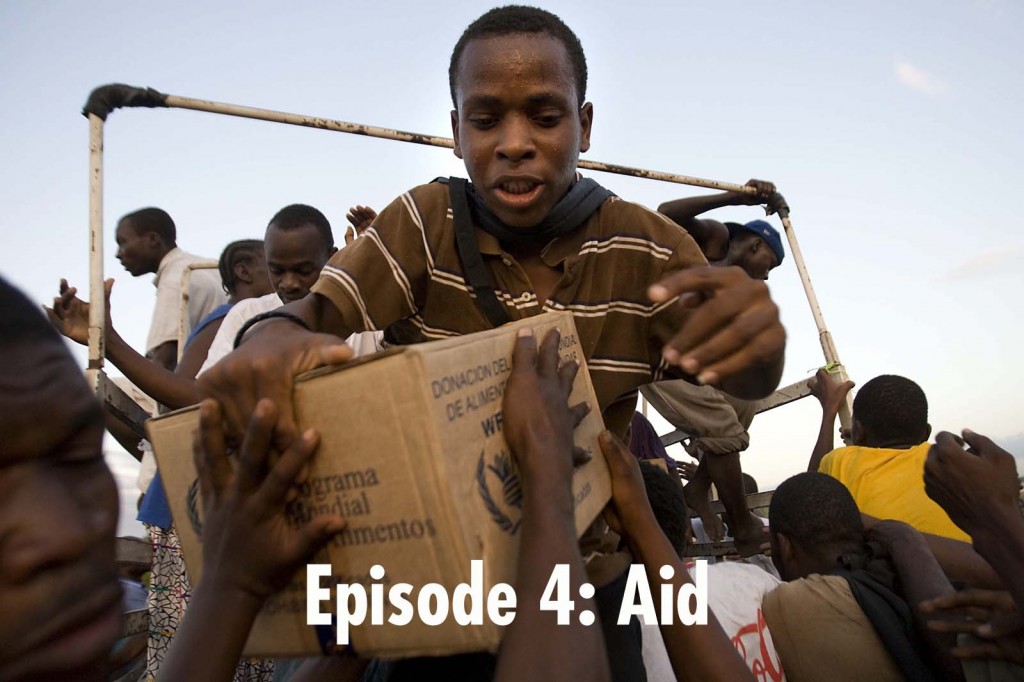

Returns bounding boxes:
[145,231,161,249]
[924,423,932,441]
[578,102,593,154]
[451,109,463,159]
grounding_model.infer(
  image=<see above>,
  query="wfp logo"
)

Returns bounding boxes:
[476,451,522,535]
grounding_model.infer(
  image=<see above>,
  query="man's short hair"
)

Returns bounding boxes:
[0,276,62,349]
[853,374,928,443]
[121,207,176,246]
[641,464,689,556]
[218,239,264,296]
[449,5,588,107]
[267,204,334,251]
[769,472,863,554]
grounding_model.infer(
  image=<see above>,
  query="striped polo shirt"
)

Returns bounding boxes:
[311,181,707,438]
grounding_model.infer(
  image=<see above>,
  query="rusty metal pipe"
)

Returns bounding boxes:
[161,94,760,195]
[88,113,105,371]
[779,214,853,432]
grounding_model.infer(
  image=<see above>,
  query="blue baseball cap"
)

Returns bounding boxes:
[727,219,785,265]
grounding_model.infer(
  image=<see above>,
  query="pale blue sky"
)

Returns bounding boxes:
[2,1,1022,536]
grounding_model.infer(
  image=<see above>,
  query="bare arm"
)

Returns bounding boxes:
[197,292,353,447]
[159,400,345,682]
[867,521,964,681]
[658,180,776,229]
[146,340,178,372]
[495,328,609,682]
[46,278,202,409]
[600,432,754,681]
[807,368,854,472]
[861,513,1003,590]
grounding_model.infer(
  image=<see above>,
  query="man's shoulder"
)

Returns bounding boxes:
[591,195,707,263]
[764,573,854,613]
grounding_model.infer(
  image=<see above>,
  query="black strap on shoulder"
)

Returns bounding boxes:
[833,566,940,682]
[447,177,511,327]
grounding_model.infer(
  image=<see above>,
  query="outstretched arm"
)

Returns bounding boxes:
[45,279,203,409]
[600,431,754,681]
[159,399,346,682]
[867,521,964,681]
[658,179,776,227]
[807,367,854,472]
[495,328,609,682]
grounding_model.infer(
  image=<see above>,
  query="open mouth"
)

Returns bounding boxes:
[493,180,544,208]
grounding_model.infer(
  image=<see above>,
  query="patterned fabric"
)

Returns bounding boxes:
[145,524,274,682]
[311,180,707,438]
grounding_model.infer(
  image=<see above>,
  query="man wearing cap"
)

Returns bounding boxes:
[639,184,787,555]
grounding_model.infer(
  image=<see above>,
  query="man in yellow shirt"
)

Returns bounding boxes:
[807,369,969,542]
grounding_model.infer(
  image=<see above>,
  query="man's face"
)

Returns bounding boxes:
[114,220,160,277]
[0,341,120,682]
[264,223,333,303]
[451,33,593,229]
[740,238,779,281]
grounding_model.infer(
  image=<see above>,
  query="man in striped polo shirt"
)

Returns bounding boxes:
[198,6,786,677]
[198,6,785,448]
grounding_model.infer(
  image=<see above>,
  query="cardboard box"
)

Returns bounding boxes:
[147,311,611,658]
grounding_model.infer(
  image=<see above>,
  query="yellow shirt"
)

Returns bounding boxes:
[819,442,970,542]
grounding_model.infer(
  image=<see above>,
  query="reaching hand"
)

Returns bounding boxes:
[924,430,1022,539]
[733,179,777,206]
[599,430,657,541]
[44,278,114,345]
[808,367,854,416]
[922,589,1024,664]
[345,205,377,241]
[678,460,698,482]
[196,320,353,450]
[649,266,785,392]
[194,398,346,601]
[764,192,789,217]
[502,328,590,488]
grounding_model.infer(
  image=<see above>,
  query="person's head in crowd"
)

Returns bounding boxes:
[0,277,121,682]
[115,207,177,277]
[448,5,593,229]
[218,239,272,302]
[723,220,784,281]
[852,375,930,448]
[769,472,864,581]
[742,472,759,495]
[264,204,337,303]
[640,462,693,554]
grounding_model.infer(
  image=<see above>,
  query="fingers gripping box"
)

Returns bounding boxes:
[147,311,611,658]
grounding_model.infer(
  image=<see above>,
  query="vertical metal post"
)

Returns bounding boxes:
[88,113,105,372]
[779,213,853,431]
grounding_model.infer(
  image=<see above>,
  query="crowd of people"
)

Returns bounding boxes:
[2,4,1022,682]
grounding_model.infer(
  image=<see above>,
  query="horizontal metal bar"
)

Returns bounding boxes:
[162,94,759,194]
